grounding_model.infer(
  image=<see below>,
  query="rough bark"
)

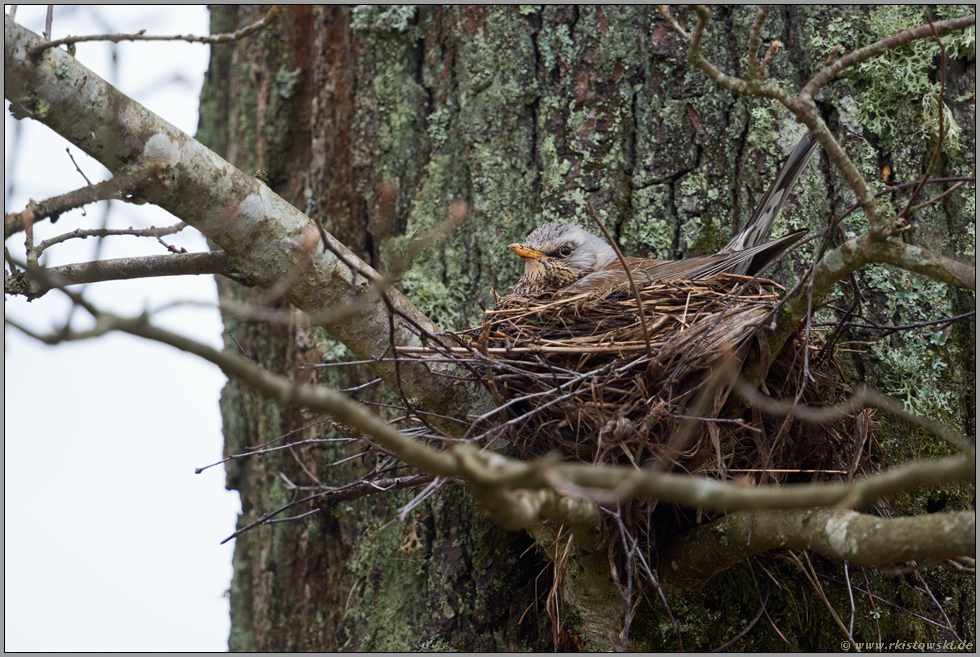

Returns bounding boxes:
[198,6,975,650]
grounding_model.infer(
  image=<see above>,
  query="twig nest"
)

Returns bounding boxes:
[450,274,869,485]
[399,274,870,488]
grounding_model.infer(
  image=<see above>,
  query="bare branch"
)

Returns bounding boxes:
[907,177,973,215]
[34,221,189,253]
[733,378,974,454]
[758,40,779,75]
[42,4,52,40]
[586,201,651,353]
[892,13,949,231]
[5,251,236,297]
[63,148,92,186]
[831,176,975,229]
[745,5,771,82]
[813,309,975,336]
[27,5,283,56]
[4,165,163,238]
[655,5,688,41]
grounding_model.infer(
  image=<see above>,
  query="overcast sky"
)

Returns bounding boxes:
[5,6,240,651]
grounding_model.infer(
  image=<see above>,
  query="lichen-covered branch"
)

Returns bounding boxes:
[773,229,976,352]
[661,508,976,590]
[868,235,976,291]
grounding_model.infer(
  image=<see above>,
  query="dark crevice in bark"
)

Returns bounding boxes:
[733,119,751,236]
[528,9,542,219]
[620,85,640,240]
[718,6,740,78]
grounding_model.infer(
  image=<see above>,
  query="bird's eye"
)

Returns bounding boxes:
[558,246,572,257]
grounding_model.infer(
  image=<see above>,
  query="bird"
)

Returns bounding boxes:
[508,133,819,294]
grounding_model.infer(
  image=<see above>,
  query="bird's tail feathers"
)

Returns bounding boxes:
[723,132,819,260]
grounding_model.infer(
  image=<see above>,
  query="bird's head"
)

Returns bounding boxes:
[508,223,617,293]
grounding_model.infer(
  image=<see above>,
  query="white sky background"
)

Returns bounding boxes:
[5,6,240,651]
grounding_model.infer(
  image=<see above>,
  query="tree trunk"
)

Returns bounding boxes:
[197,6,975,650]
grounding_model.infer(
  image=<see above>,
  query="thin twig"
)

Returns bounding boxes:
[585,201,652,354]
[745,5,771,81]
[43,4,52,40]
[28,5,284,56]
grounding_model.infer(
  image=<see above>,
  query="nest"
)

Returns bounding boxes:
[422,273,872,488]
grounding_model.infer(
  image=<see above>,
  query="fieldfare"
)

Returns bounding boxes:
[509,133,819,294]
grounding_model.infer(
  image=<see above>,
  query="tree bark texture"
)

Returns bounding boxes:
[199,6,975,651]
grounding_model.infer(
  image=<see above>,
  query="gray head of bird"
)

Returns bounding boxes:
[508,223,618,293]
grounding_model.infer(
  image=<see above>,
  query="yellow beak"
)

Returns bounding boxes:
[508,243,545,260]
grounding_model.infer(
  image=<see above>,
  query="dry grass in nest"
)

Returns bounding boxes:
[410,273,873,490]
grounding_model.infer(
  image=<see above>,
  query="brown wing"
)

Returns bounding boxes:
[600,256,670,272]
[564,229,806,293]
[563,254,724,292]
